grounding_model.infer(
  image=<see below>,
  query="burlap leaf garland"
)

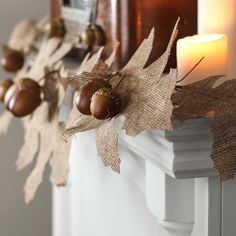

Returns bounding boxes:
[96,118,120,173]
[10,37,73,203]
[63,46,118,140]
[64,20,180,173]
[172,77,236,180]
[0,17,47,137]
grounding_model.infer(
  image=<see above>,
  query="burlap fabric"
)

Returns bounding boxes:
[64,19,180,173]
[0,20,73,203]
[172,77,236,180]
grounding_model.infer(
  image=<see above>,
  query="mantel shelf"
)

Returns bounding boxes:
[118,117,217,179]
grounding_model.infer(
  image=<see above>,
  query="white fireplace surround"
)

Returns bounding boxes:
[53,117,236,236]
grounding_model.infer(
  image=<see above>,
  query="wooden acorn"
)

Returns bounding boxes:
[1,47,24,72]
[76,79,112,115]
[4,78,42,117]
[0,79,14,102]
[90,87,121,120]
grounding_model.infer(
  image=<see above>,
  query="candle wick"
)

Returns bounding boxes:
[177,57,205,83]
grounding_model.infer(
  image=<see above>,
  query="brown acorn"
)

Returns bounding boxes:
[0,79,14,102]
[1,47,24,72]
[76,79,112,115]
[4,78,42,117]
[90,87,121,120]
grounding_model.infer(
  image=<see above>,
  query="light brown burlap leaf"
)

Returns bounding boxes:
[121,19,179,136]
[22,87,69,203]
[67,60,109,90]
[13,39,72,203]
[123,28,155,73]
[0,111,13,136]
[16,120,40,171]
[105,40,120,68]
[172,76,221,118]
[8,19,42,53]
[63,115,103,141]
[50,124,70,186]
[210,79,236,180]
[122,70,177,136]
[64,46,118,138]
[96,118,120,173]
[211,111,236,181]
[172,76,236,180]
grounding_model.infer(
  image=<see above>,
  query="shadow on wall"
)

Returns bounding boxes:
[0,1,51,236]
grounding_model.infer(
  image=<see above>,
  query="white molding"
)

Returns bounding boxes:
[118,117,217,179]
[145,162,194,236]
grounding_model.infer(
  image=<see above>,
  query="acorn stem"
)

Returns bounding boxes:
[177,57,205,83]
[38,70,59,83]
[114,73,125,91]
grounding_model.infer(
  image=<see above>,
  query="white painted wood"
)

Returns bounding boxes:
[146,162,194,236]
[53,117,225,236]
[59,131,167,236]
[222,178,236,236]
[52,185,71,236]
[192,177,221,236]
[118,117,216,179]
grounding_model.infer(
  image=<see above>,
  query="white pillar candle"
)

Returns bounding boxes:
[198,0,236,79]
[177,34,228,85]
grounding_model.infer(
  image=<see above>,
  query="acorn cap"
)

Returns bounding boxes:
[90,87,121,120]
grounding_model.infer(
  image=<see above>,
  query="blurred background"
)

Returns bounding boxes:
[0,1,51,235]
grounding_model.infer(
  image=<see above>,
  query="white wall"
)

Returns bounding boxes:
[0,1,51,236]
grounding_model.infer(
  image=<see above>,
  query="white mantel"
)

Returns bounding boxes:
[53,117,236,236]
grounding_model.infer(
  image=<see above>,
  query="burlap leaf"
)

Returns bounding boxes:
[50,131,70,186]
[210,79,236,180]
[64,46,118,139]
[96,118,120,173]
[0,111,13,136]
[13,38,72,203]
[172,76,221,118]
[16,121,40,171]
[211,111,236,181]
[121,19,179,136]
[21,84,69,203]
[123,29,155,73]
[67,60,108,89]
[8,18,44,53]
[172,76,236,180]
[122,70,177,136]
[63,115,103,141]
[23,117,52,204]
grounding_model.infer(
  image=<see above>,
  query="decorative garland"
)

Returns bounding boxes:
[0,17,236,203]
